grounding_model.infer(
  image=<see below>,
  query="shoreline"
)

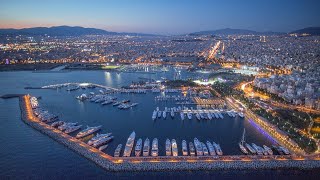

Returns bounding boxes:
[18,95,320,172]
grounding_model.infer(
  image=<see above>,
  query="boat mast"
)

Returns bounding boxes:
[241,128,246,145]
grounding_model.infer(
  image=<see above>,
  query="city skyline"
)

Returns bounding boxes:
[1,0,320,35]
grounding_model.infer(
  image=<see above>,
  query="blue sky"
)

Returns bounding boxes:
[1,0,319,34]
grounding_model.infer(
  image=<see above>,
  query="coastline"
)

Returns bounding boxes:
[17,95,320,171]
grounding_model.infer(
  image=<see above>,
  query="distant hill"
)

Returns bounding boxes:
[0,26,155,36]
[190,28,283,36]
[290,27,320,36]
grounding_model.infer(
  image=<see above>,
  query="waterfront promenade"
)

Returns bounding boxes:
[16,94,320,171]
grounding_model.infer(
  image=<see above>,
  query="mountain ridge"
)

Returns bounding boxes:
[0,26,156,36]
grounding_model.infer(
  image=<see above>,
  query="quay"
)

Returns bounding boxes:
[17,95,320,171]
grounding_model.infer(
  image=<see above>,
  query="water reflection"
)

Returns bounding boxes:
[104,72,112,86]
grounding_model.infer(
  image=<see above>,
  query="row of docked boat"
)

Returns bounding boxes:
[152,107,237,121]
[51,120,102,138]
[51,121,111,150]
[115,133,161,157]
[192,138,223,156]
[151,89,161,93]
[155,95,190,101]
[120,89,147,94]
[114,132,223,157]
[77,93,139,110]
[238,129,289,155]
[30,97,111,151]
[226,110,244,118]
[33,108,59,123]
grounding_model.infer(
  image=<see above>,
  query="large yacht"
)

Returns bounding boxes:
[206,141,216,156]
[87,133,112,146]
[58,122,77,131]
[201,142,209,156]
[92,136,114,148]
[76,125,101,138]
[135,138,143,156]
[143,138,150,156]
[182,140,188,156]
[279,146,290,155]
[212,142,223,155]
[252,143,263,155]
[245,143,256,154]
[194,138,203,156]
[65,125,82,134]
[189,142,196,156]
[98,144,108,151]
[51,121,64,128]
[171,139,178,156]
[165,139,172,156]
[114,144,122,157]
[151,138,159,157]
[123,131,136,157]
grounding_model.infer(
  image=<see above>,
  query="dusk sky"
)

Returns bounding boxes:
[1,0,320,34]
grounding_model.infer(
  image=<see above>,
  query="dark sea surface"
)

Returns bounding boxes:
[0,70,319,179]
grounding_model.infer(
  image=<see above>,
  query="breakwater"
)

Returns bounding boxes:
[19,95,320,172]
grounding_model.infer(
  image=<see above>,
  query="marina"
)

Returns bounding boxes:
[0,74,317,174]
[2,69,319,174]
[19,81,294,158]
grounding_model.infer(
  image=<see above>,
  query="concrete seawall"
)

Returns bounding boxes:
[19,95,320,172]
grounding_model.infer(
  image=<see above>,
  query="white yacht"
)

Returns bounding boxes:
[201,142,209,156]
[92,136,114,148]
[171,139,178,156]
[212,142,223,155]
[114,144,122,157]
[206,141,216,156]
[123,131,136,157]
[88,133,112,146]
[194,138,203,156]
[65,125,82,134]
[135,138,143,156]
[76,125,101,139]
[151,138,158,157]
[189,142,196,156]
[143,138,150,156]
[166,139,172,156]
[182,140,188,156]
